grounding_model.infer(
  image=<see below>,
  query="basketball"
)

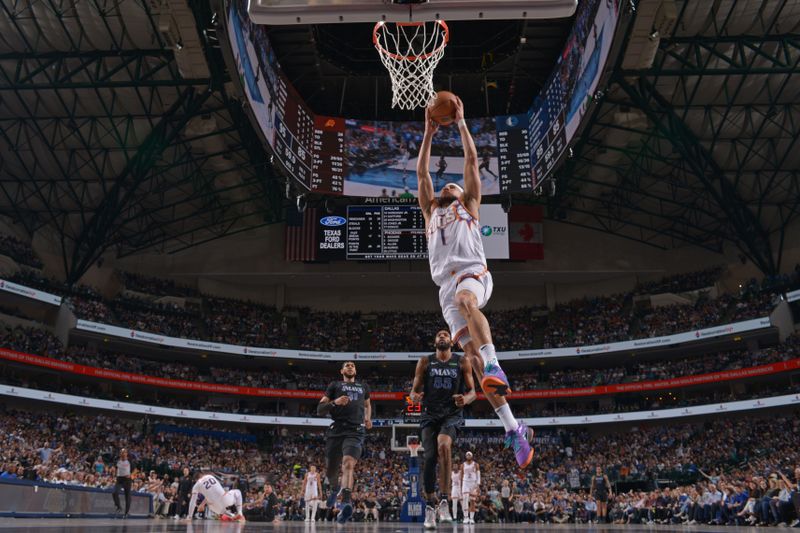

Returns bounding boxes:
[428,90,458,125]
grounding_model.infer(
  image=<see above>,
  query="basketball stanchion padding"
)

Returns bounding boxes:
[373,20,449,110]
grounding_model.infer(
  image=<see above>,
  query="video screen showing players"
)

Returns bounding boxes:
[342,117,500,198]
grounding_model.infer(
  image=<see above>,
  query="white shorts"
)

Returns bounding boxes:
[304,488,319,501]
[439,266,493,348]
[451,485,462,499]
[462,483,479,496]
[208,489,240,515]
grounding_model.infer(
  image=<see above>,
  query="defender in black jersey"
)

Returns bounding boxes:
[317,361,371,524]
[410,330,476,528]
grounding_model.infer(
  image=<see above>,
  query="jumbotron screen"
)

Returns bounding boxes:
[225,0,620,196]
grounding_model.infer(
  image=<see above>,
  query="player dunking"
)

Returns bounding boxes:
[410,329,476,529]
[416,97,534,468]
[461,451,480,524]
[302,465,322,522]
[184,472,244,522]
[317,361,372,524]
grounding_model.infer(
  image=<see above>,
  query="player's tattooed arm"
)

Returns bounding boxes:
[364,398,373,429]
[410,357,429,403]
[454,355,477,407]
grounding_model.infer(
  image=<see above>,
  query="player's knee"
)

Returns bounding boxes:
[342,456,356,470]
[437,441,451,458]
[454,291,477,316]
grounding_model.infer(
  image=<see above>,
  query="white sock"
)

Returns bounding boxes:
[452,500,458,519]
[462,494,469,513]
[479,344,499,369]
[494,403,520,432]
[305,504,311,520]
[470,511,475,520]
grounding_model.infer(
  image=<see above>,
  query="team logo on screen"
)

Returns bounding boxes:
[320,216,346,227]
[480,226,493,236]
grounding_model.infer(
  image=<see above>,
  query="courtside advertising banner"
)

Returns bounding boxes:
[74,316,772,362]
[3,384,799,428]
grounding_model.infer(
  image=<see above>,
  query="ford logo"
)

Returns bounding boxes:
[320,216,346,227]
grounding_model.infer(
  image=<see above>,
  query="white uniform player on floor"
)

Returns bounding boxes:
[302,465,323,522]
[184,473,244,523]
[451,462,462,522]
[460,452,480,524]
[417,96,534,469]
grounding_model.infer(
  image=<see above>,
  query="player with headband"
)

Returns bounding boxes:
[415,97,534,468]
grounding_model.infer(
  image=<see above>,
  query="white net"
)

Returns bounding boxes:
[373,20,449,110]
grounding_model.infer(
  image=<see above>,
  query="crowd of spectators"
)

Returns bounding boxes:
[1,266,791,352]
[543,294,633,348]
[1,404,799,525]
[0,235,43,268]
[120,272,200,299]
[634,267,723,295]
[2,319,798,401]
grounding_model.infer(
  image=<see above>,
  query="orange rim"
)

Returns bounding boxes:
[373,19,449,62]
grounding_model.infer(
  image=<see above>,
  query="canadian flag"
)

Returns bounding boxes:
[509,205,544,260]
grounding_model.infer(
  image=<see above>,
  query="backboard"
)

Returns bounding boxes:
[247,0,577,25]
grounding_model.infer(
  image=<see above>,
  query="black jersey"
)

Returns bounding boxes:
[422,353,464,420]
[325,380,370,429]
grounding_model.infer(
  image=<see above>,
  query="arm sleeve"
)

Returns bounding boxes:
[363,383,370,400]
[325,382,338,400]
[476,466,481,486]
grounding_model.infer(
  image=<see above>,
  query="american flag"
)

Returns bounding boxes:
[284,207,318,262]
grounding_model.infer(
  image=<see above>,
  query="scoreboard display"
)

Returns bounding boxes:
[315,202,509,262]
[496,113,533,193]
[346,205,427,260]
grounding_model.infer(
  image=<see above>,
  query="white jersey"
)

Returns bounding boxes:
[427,199,487,287]
[462,461,480,491]
[192,475,239,515]
[451,470,462,497]
[304,471,319,499]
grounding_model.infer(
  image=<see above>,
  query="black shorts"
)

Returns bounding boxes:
[420,414,462,446]
[326,426,365,464]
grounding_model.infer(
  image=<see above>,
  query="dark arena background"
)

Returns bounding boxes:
[1,0,800,531]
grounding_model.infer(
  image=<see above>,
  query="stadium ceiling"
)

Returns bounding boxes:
[1,0,798,282]
[0,0,284,283]
[266,17,575,120]
[547,0,800,275]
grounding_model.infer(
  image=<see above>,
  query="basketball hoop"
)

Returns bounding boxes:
[408,442,421,458]
[373,20,449,110]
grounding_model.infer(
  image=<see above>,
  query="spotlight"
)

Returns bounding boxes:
[296,194,307,213]
[548,179,556,197]
[325,197,335,214]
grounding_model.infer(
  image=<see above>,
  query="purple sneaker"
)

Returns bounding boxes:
[481,362,512,396]
[504,423,535,469]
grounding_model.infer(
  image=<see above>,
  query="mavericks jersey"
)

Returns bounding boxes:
[427,200,487,287]
[324,381,370,431]
[422,353,464,420]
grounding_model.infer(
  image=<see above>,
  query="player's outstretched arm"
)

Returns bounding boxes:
[454,97,481,210]
[417,108,438,219]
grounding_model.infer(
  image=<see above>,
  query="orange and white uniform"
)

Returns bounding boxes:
[427,199,493,347]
